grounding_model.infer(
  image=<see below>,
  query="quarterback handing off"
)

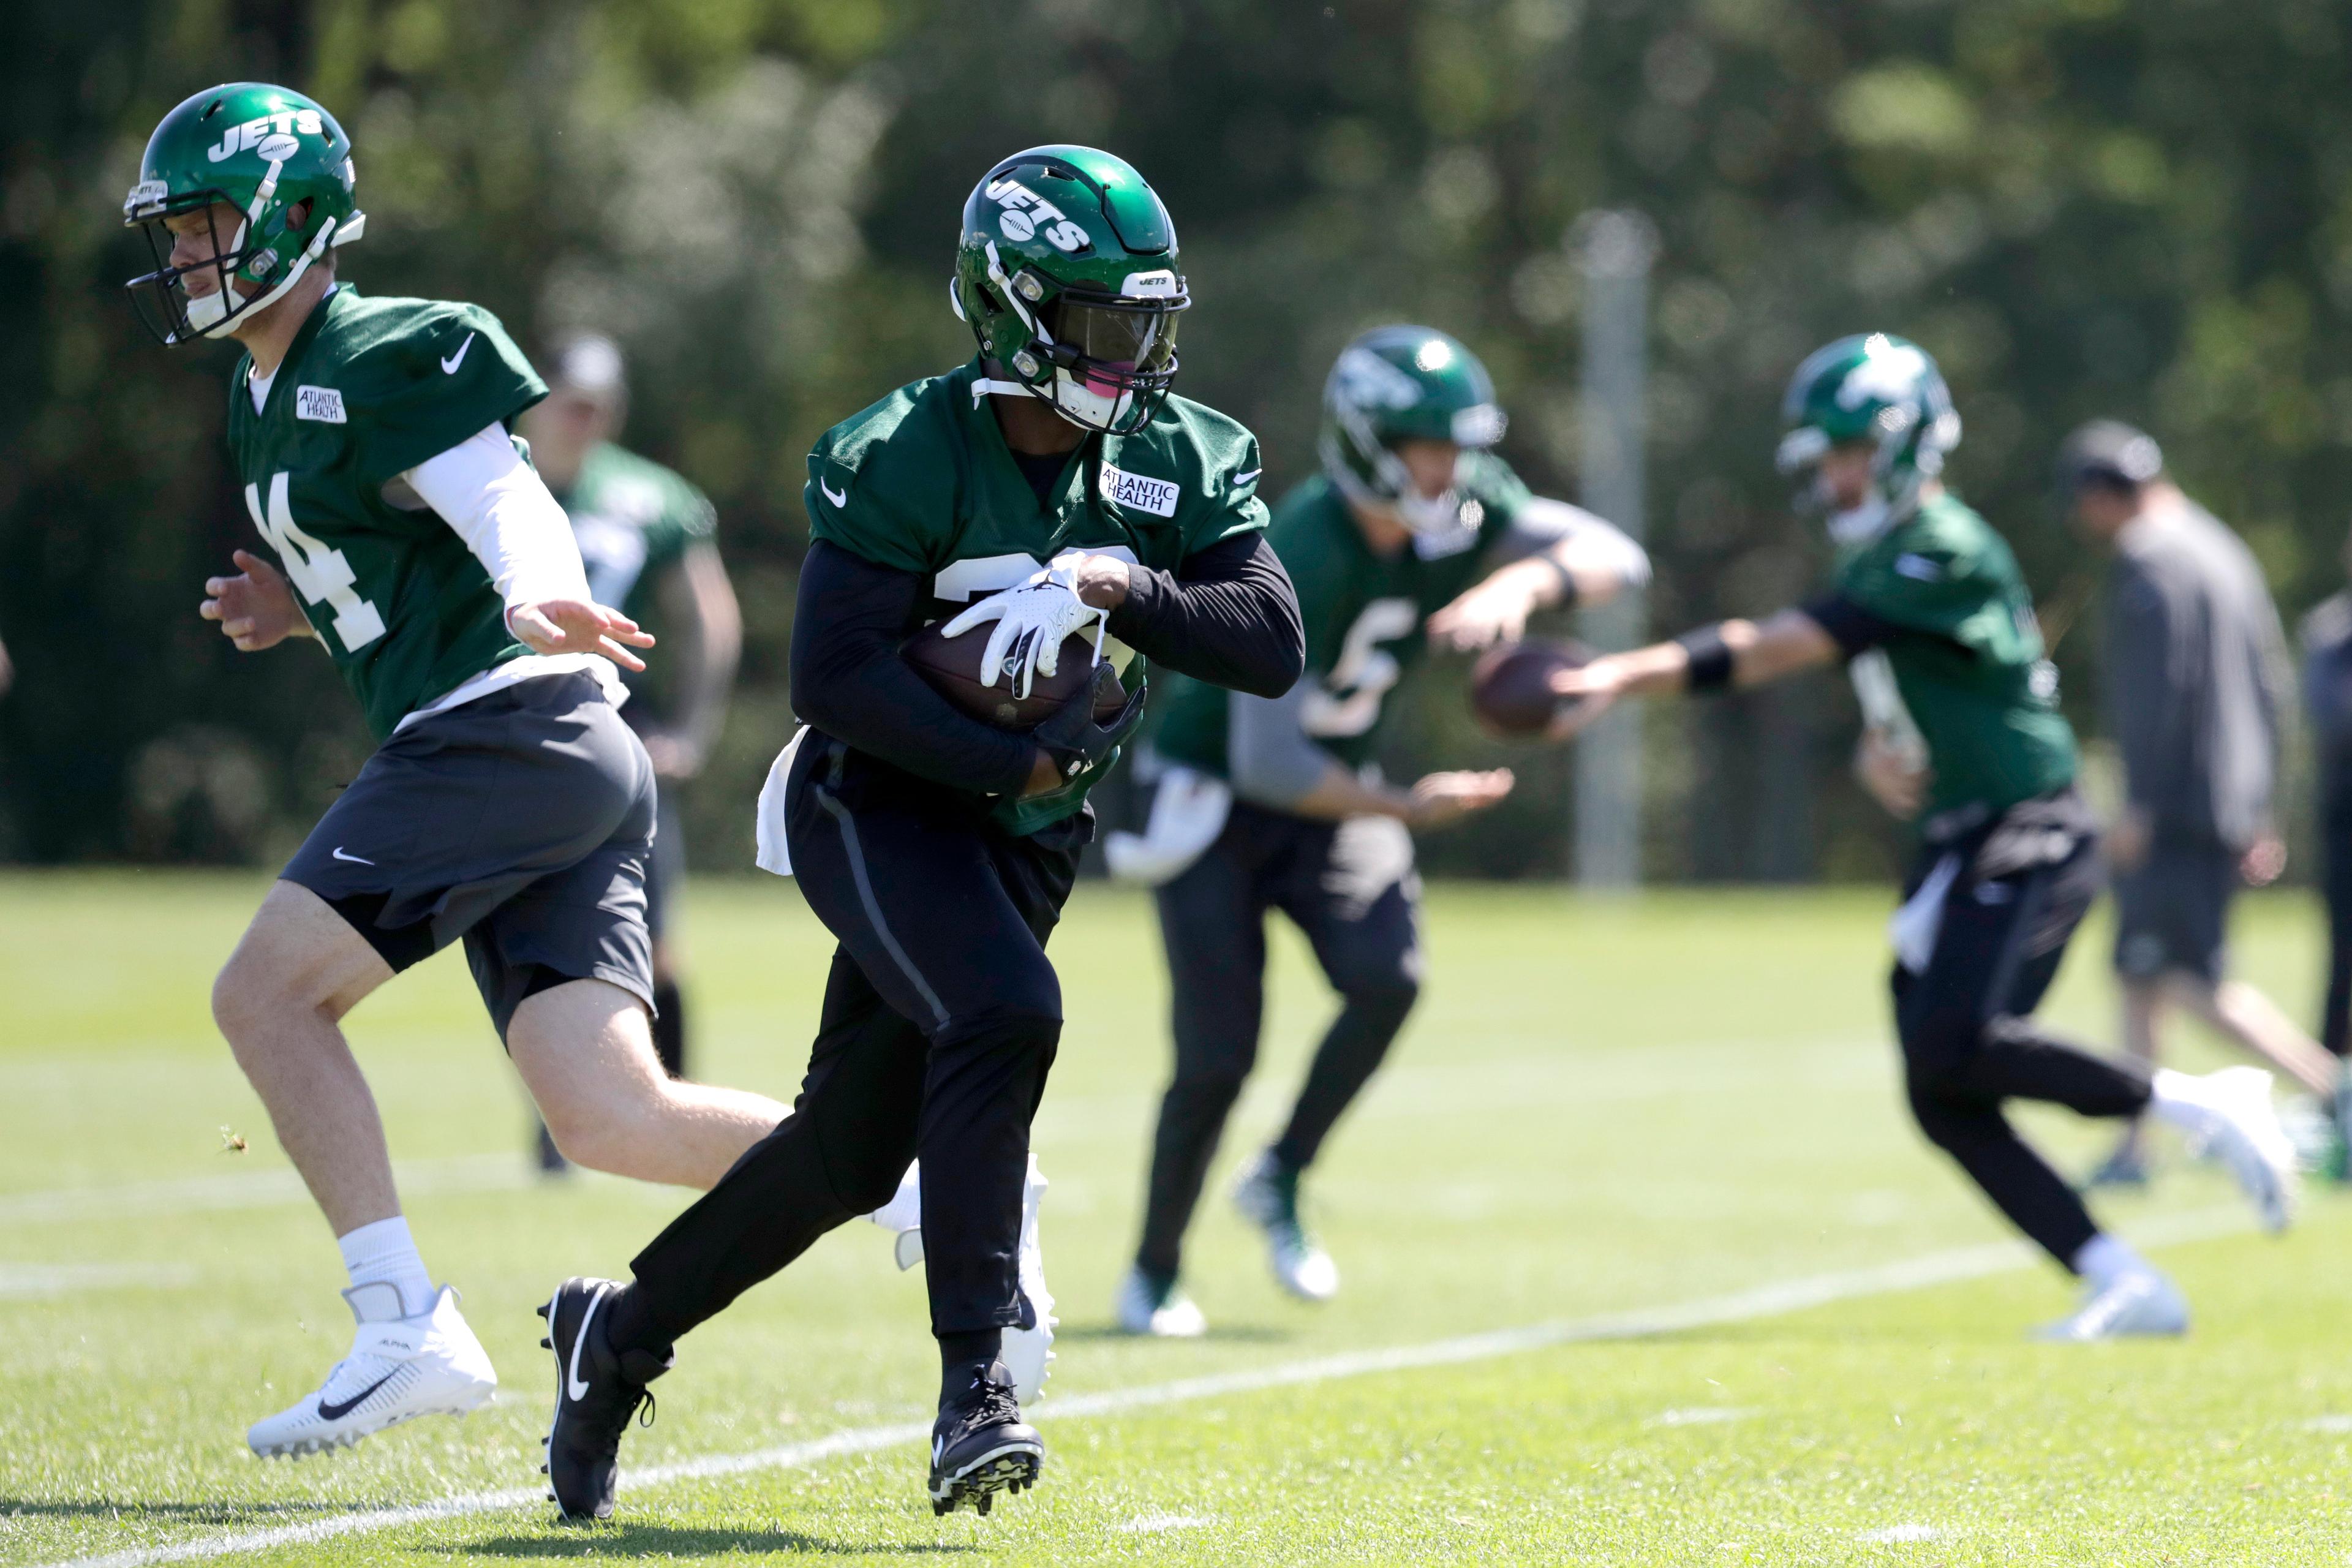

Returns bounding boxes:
[1113,326,1649,1335]
[1551,334,2297,1340]
[124,84,792,1457]
[537,147,1303,1520]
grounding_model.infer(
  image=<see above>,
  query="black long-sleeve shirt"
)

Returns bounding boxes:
[789,532,1302,797]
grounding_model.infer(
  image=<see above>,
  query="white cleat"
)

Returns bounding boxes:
[247,1283,497,1458]
[2033,1269,2190,1341]
[1232,1150,1340,1303]
[870,1157,1058,1404]
[2161,1066,2300,1233]
[1115,1265,1207,1338]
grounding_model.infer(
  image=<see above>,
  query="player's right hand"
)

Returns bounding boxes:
[1543,657,1627,739]
[1406,768,1515,830]
[201,550,308,651]
[1854,729,1930,820]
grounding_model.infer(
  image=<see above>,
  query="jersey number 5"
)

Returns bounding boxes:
[1300,597,1418,738]
[244,473,387,654]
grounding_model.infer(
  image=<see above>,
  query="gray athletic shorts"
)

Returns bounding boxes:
[2111,841,2238,986]
[646,790,685,941]
[282,671,657,1039]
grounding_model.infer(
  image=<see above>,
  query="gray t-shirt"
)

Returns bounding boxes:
[2102,498,2290,851]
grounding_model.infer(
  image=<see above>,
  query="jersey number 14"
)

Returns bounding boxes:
[244,473,387,654]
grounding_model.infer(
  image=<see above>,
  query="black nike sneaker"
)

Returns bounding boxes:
[927,1359,1043,1517]
[538,1278,671,1521]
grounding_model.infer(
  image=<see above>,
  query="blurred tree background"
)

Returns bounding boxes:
[4,0,2350,881]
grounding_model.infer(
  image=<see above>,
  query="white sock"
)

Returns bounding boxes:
[2071,1233,2148,1287]
[337,1216,434,1319]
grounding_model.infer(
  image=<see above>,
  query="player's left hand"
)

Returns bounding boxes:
[2105,807,2152,874]
[201,550,308,651]
[941,559,1116,698]
[510,598,655,672]
[1427,573,1539,653]
[2242,832,2287,888]
[639,729,704,779]
[1542,657,1627,740]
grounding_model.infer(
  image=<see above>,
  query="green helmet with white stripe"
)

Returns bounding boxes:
[122,82,364,345]
[1319,325,1507,537]
[951,145,1188,437]
[1776,333,1961,540]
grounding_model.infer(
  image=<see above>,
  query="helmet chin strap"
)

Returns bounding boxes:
[189,154,334,344]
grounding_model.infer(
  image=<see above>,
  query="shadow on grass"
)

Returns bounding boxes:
[453,1525,978,1557]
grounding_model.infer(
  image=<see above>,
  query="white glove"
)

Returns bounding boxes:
[940,561,1108,698]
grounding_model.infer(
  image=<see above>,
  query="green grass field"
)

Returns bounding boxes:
[3,870,2350,1566]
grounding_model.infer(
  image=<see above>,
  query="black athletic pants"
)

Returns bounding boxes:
[2320,760,2352,1058]
[1892,793,2152,1267]
[625,734,1079,1343]
[1135,800,1422,1280]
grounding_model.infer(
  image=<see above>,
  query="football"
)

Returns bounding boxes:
[902,623,1129,731]
[1469,636,1593,736]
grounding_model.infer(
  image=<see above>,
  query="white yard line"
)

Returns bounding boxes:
[32,1203,2252,1568]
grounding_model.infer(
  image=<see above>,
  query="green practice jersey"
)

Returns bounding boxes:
[1817,492,2076,821]
[557,442,717,720]
[1153,454,1530,775]
[224,285,548,740]
[808,356,1269,835]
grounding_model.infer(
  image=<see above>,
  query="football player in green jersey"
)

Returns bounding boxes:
[1551,333,2299,1340]
[538,145,1303,1522]
[124,83,794,1457]
[519,335,744,1164]
[1107,325,1651,1336]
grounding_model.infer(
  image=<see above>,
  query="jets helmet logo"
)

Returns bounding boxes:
[984,177,1090,254]
[1330,347,1423,412]
[208,108,327,164]
[1833,339,1932,412]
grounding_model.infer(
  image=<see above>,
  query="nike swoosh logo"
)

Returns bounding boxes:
[1232,469,1261,486]
[566,1287,604,1403]
[317,1371,396,1422]
[440,333,475,374]
[331,846,375,865]
[820,479,848,507]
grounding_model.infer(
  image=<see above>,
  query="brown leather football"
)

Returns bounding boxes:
[903,623,1129,731]
[1469,636,1593,736]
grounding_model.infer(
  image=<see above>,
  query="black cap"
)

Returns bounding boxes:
[2055,419,2163,495]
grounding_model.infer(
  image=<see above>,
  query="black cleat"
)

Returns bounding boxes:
[540,1278,669,1522]
[927,1359,1042,1517]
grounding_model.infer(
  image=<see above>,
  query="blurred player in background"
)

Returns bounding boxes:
[124,81,791,1460]
[1553,334,2297,1341]
[1106,325,1649,1336]
[518,336,743,1170]
[2054,421,2334,1187]
[2302,550,2352,1173]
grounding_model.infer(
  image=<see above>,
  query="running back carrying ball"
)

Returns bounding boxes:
[1470,636,1591,735]
[903,625,1129,729]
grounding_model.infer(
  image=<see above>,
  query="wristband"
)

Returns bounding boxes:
[1538,552,1581,609]
[1674,624,1736,692]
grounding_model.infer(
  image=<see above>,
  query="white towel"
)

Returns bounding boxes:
[753,727,810,878]
[1890,851,1961,975]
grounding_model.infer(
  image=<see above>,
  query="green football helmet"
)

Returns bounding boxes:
[123,82,364,345]
[1319,325,1507,537]
[1775,332,1961,541]
[951,145,1187,437]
